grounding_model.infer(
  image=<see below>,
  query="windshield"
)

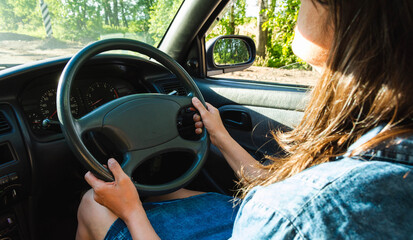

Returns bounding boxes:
[0,0,184,67]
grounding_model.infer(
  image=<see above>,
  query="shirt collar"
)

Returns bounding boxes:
[345,125,413,166]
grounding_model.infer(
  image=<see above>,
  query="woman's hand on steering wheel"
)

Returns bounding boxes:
[85,158,142,223]
[192,97,230,148]
[85,159,161,239]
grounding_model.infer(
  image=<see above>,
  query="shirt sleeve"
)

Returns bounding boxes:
[230,193,305,240]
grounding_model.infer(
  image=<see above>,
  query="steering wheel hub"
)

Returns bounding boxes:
[102,97,180,151]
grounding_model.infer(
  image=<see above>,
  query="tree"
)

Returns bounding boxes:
[0,0,42,31]
[206,0,246,41]
[229,3,235,35]
[119,0,128,28]
[263,0,303,67]
[257,0,269,59]
[148,0,182,44]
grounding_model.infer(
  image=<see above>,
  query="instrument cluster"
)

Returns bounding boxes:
[21,77,139,136]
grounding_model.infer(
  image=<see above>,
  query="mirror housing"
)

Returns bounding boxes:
[206,35,256,76]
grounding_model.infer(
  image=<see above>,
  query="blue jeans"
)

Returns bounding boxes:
[104,192,239,240]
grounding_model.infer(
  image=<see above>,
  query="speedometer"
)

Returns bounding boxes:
[40,89,58,120]
[39,89,79,120]
[86,82,119,110]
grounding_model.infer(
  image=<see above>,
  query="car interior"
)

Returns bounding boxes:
[0,0,309,239]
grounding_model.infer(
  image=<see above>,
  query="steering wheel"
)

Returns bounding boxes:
[57,38,209,195]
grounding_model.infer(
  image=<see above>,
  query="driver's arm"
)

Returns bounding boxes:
[85,159,160,240]
[192,97,266,179]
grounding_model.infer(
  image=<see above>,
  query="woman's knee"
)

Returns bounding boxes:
[77,189,118,240]
[78,189,96,223]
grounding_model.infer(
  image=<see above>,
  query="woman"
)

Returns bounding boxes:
[77,0,413,239]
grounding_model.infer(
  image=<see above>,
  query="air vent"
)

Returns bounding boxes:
[161,81,187,96]
[0,112,11,134]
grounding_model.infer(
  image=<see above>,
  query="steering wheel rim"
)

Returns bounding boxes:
[57,38,209,195]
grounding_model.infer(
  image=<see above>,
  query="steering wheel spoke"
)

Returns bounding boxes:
[122,134,208,176]
[163,134,207,154]
[122,150,150,176]
[75,111,104,134]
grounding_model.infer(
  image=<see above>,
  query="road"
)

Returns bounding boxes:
[0,32,82,65]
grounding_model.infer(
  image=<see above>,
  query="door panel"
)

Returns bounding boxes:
[219,105,304,157]
[195,78,308,111]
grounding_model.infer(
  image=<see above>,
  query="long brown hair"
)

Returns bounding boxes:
[239,0,413,197]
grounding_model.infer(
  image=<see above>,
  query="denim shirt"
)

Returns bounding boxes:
[231,126,413,239]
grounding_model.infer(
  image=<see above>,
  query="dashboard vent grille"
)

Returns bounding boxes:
[161,82,187,96]
[0,112,11,134]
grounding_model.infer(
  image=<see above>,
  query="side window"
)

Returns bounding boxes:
[205,0,317,86]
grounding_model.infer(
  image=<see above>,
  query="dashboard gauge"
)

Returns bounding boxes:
[40,89,58,120]
[86,82,119,110]
[28,112,42,130]
[39,89,80,120]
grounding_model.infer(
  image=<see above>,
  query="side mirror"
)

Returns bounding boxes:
[206,35,256,76]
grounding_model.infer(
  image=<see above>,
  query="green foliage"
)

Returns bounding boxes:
[0,0,307,69]
[213,38,250,65]
[263,0,303,68]
[148,0,182,44]
[0,0,42,31]
[47,0,105,41]
[206,0,246,41]
[0,0,182,46]
[207,0,308,69]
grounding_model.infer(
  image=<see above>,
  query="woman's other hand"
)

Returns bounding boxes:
[192,97,230,148]
[84,158,142,223]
